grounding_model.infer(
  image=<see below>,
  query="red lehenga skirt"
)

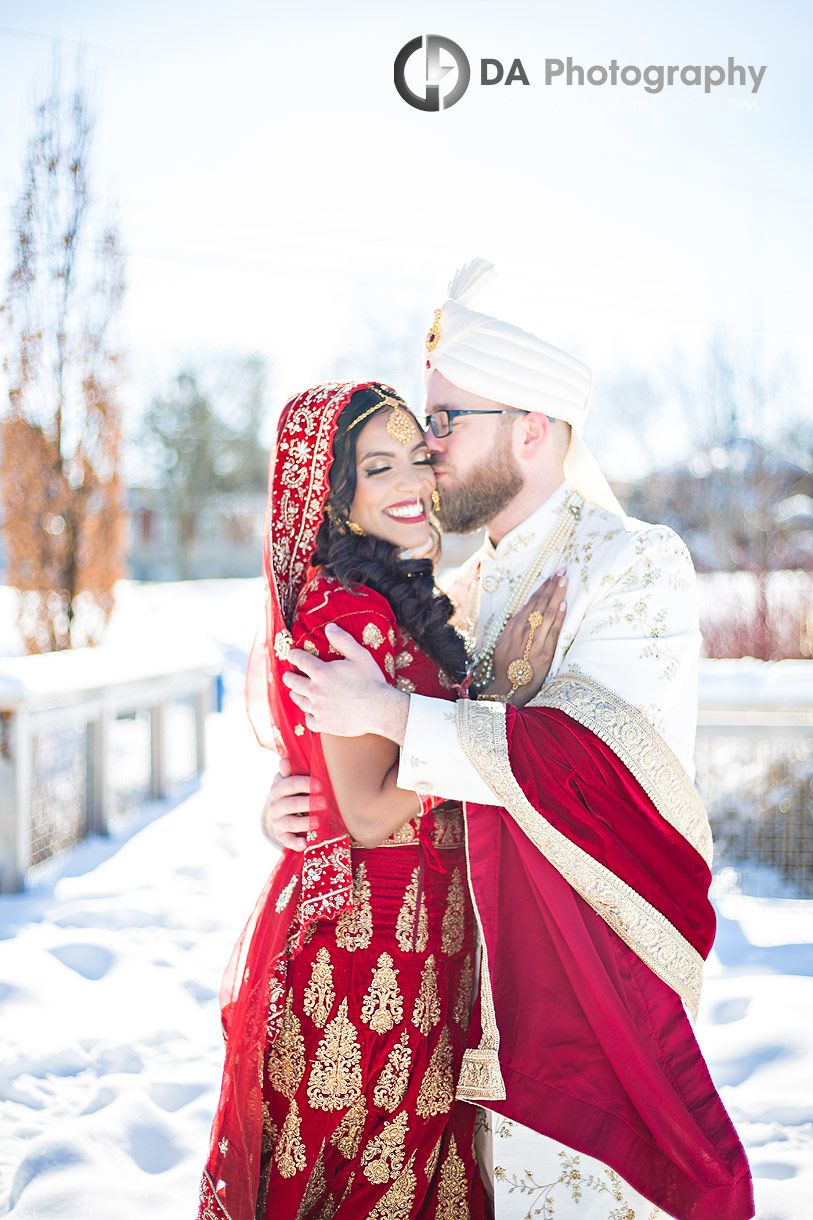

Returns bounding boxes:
[254,807,490,1220]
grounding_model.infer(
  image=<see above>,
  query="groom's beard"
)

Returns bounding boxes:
[434,428,523,535]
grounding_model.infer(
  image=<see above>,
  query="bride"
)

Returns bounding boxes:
[197,381,565,1220]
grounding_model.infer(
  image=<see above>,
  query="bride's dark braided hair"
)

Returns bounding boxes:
[311,385,470,687]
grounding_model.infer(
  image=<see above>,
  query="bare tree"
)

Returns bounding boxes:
[0,61,125,652]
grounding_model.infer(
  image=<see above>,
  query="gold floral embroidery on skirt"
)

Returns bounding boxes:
[361,952,404,1034]
[361,1111,409,1184]
[437,1134,470,1219]
[303,947,335,1028]
[335,862,374,951]
[267,990,306,1099]
[416,1026,455,1117]
[396,866,429,952]
[373,1030,412,1112]
[255,1103,278,1219]
[453,953,474,1029]
[294,1144,328,1220]
[368,1150,418,1220]
[306,997,363,1112]
[412,953,441,1034]
[274,1097,307,1178]
[329,1094,368,1159]
[424,1134,442,1180]
[441,867,466,955]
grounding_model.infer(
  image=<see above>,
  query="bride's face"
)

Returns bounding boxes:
[348,411,436,549]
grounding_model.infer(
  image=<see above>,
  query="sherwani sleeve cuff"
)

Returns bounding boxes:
[397,694,499,804]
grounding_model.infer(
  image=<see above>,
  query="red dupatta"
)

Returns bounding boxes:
[199,380,408,1220]
[457,693,754,1220]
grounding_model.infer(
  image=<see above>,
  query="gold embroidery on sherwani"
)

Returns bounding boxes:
[437,1135,469,1219]
[329,1094,367,1159]
[441,867,466,955]
[424,1134,442,1180]
[267,990,306,1099]
[368,1151,418,1220]
[306,997,363,1111]
[361,952,404,1033]
[416,1026,455,1116]
[373,1029,412,1111]
[453,953,474,1029]
[396,866,429,951]
[384,652,396,679]
[274,1097,307,1178]
[456,812,506,1103]
[295,1144,328,1220]
[396,675,416,693]
[530,672,713,866]
[411,953,441,1034]
[335,862,373,951]
[303,947,335,1028]
[456,695,705,1020]
[362,622,384,649]
[361,1111,409,1184]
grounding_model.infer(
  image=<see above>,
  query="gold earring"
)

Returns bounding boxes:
[346,520,365,536]
[430,489,441,513]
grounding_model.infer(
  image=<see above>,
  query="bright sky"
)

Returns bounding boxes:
[0,0,811,477]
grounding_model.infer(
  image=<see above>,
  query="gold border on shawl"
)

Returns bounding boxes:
[529,673,713,867]
[200,1170,236,1220]
[456,699,704,1021]
[455,803,507,1104]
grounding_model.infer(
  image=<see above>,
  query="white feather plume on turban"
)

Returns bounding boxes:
[425,258,622,515]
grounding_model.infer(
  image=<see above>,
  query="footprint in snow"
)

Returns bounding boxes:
[48,942,115,980]
[711,996,750,1024]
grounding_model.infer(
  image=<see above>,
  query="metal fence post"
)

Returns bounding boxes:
[0,710,31,894]
[86,707,112,836]
[150,700,166,800]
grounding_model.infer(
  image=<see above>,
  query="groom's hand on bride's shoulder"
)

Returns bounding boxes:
[284,623,405,739]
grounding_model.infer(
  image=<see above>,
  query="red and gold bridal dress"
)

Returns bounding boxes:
[199,575,490,1220]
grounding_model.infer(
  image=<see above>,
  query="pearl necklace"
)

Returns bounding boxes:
[466,490,584,688]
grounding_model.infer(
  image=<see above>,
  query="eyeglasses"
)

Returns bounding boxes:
[425,408,526,439]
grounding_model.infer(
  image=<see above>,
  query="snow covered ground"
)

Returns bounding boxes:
[1,580,811,1219]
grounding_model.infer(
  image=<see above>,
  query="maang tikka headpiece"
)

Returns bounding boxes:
[346,390,416,448]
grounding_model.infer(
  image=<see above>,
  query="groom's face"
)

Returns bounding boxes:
[423,371,524,534]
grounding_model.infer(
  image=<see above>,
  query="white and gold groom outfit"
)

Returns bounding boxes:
[397,262,714,1220]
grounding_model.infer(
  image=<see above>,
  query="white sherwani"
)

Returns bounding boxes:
[398,479,700,1219]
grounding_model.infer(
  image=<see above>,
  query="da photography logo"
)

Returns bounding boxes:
[393,38,767,110]
[394,36,471,111]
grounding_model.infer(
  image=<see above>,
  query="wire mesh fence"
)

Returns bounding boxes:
[696,733,813,897]
[29,723,89,868]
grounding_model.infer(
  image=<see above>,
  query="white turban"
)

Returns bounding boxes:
[425,258,622,515]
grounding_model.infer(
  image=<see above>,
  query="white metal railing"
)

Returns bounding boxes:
[0,644,217,893]
[696,658,812,738]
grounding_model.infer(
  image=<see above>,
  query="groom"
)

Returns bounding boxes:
[266,260,753,1220]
